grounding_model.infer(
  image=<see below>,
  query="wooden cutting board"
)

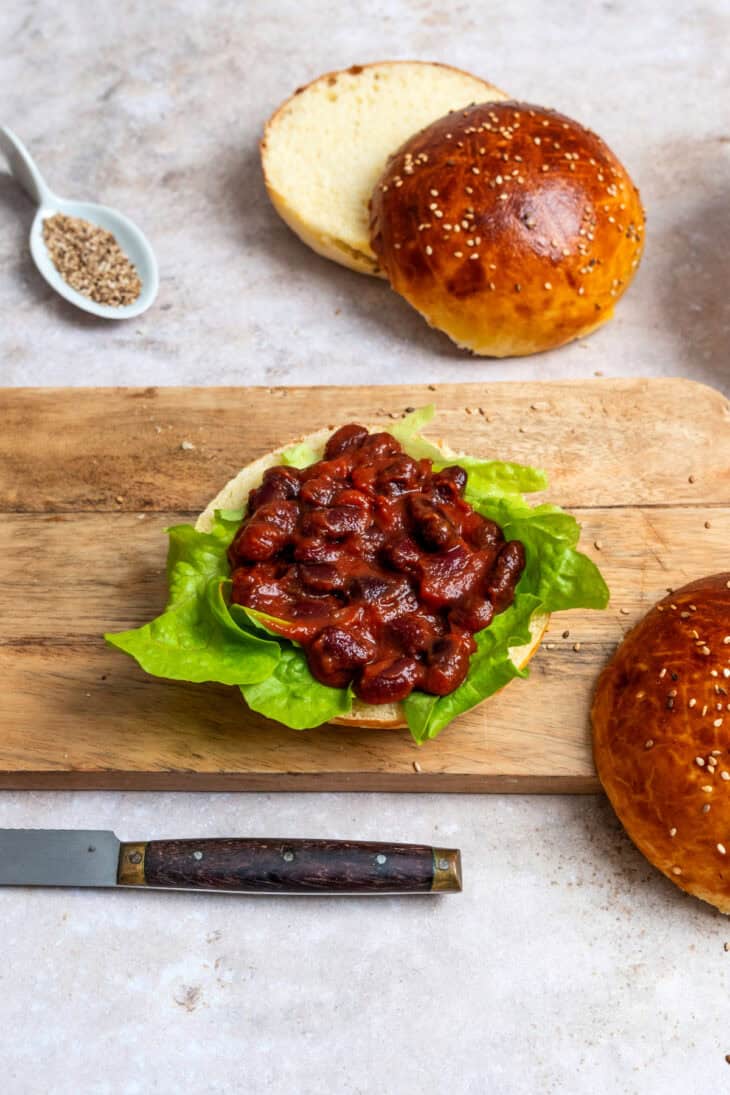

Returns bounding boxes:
[1,379,728,792]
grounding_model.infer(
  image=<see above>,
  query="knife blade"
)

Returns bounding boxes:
[0,830,462,895]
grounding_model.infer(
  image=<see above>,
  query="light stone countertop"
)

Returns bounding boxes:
[1,2,729,1092]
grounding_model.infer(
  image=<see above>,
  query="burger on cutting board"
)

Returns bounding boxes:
[107,408,608,742]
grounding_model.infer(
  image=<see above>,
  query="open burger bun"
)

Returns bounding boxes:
[261,62,508,277]
[592,574,730,913]
[369,100,645,357]
[197,425,548,730]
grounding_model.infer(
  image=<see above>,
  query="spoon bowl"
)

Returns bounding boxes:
[1,127,158,320]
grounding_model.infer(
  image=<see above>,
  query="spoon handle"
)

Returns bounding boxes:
[0,126,54,208]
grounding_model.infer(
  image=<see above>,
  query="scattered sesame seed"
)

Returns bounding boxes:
[659,668,667,679]
[719,844,727,855]
[688,475,696,483]
[644,739,654,749]
[703,803,712,814]
[689,698,697,708]
[669,827,677,837]
[672,866,682,875]
[722,771,730,781]
[425,245,433,256]
[544,281,552,290]
[702,785,714,793]
[413,761,422,773]
[696,757,706,767]
[715,718,724,727]
[573,643,581,652]
[705,521,712,529]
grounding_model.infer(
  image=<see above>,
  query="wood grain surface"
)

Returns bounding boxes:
[0,380,728,792]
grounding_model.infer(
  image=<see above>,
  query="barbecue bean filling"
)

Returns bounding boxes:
[228,424,525,705]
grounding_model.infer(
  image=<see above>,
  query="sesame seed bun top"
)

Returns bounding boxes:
[369,100,645,357]
[592,574,730,913]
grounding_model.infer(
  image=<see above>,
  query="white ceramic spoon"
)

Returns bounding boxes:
[0,126,158,319]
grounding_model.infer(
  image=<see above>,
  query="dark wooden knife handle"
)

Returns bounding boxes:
[117,838,461,894]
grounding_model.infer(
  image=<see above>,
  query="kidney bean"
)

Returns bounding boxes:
[233,501,299,561]
[432,465,468,500]
[486,541,526,611]
[409,496,457,550]
[357,656,423,704]
[308,627,375,687]
[423,634,476,695]
[325,424,370,459]
[248,466,301,512]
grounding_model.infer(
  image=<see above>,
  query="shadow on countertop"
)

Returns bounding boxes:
[222,144,471,362]
[657,189,730,395]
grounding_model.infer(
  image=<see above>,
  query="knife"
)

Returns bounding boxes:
[0,830,462,895]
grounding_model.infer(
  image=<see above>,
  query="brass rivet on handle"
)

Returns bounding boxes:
[282,850,294,862]
[129,851,142,865]
[375,853,387,865]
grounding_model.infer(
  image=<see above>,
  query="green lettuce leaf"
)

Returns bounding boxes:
[105,520,280,686]
[241,647,354,730]
[281,439,322,469]
[106,411,609,742]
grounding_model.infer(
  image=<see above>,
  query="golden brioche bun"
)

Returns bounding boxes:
[592,574,730,913]
[260,61,508,276]
[369,100,645,357]
[197,425,548,730]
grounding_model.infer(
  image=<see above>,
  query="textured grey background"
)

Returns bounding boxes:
[1,2,730,1093]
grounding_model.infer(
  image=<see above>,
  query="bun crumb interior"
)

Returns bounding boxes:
[261,62,507,276]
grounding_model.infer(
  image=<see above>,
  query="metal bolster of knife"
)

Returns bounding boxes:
[118,842,147,886]
[430,847,462,892]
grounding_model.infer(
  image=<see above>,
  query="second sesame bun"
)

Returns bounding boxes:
[261,62,508,277]
[197,425,548,730]
[592,574,730,913]
[369,100,645,357]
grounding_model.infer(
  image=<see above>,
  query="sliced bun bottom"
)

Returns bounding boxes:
[198,425,547,729]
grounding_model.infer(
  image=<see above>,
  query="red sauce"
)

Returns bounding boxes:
[228,424,525,705]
